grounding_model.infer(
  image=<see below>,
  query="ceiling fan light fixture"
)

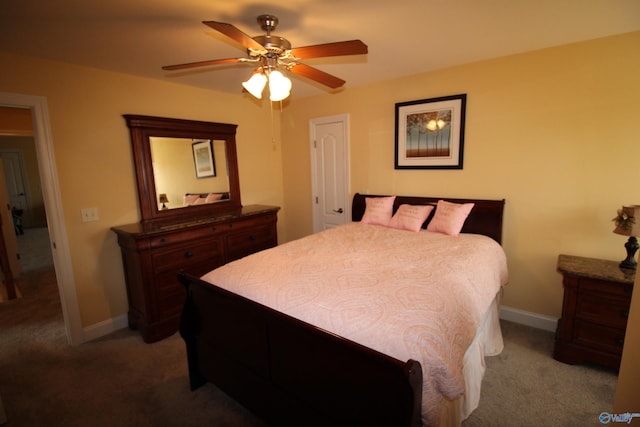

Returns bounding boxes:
[242,71,267,99]
[164,16,367,99]
[268,70,292,101]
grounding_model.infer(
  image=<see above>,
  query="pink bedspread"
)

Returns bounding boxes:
[201,222,508,425]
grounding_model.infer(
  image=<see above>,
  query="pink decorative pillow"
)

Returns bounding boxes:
[205,193,223,203]
[361,196,396,226]
[426,200,475,235]
[183,194,200,205]
[388,204,434,232]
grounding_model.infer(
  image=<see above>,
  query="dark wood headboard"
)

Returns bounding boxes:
[351,193,505,244]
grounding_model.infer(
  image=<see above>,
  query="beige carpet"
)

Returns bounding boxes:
[1,227,53,303]
[16,227,54,273]
[0,263,618,426]
[465,321,617,426]
[0,265,264,427]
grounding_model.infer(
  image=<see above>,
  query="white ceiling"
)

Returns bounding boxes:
[1,0,639,100]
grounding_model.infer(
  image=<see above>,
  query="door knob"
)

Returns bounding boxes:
[333,208,344,214]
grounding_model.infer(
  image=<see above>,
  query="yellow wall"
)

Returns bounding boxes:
[0,52,285,328]
[1,31,638,332]
[281,31,640,318]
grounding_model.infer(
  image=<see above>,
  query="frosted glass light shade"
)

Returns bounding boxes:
[268,70,292,101]
[242,72,267,99]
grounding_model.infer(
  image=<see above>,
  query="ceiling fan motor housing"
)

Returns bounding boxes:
[257,14,278,33]
[252,35,292,54]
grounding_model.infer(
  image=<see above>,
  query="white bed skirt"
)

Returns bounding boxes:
[439,295,504,426]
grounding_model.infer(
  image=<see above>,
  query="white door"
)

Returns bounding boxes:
[310,114,350,232]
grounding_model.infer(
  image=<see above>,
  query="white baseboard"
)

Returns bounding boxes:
[82,313,128,342]
[499,305,558,332]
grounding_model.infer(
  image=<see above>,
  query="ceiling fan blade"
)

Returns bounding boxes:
[289,63,346,89]
[291,40,368,59]
[162,57,244,71]
[203,21,266,51]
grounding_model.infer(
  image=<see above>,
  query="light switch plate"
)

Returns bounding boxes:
[81,207,99,222]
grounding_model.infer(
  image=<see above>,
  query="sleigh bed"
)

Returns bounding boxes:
[178,193,507,426]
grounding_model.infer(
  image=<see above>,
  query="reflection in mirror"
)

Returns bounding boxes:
[150,138,229,211]
[123,114,240,226]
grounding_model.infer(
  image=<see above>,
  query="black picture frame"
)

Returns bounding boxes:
[395,94,466,169]
[192,139,216,178]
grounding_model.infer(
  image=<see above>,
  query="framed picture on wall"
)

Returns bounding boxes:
[192,139,216,178]
[395,94,467,169]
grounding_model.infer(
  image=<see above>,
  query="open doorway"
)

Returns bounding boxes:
[0,93,82,345]
[0,136,53,271]
[0,109,55,308]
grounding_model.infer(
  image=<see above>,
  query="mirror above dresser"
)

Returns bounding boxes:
[122,114,242,226]
[112,115,279,342]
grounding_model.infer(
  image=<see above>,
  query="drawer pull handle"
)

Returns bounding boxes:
[211,227,216,232]
[185,251,193,258]
[249,235,256,241]
[621,310,629,318]
[160,238,166,243]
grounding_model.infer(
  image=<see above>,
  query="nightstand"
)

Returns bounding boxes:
[554,254,635,370]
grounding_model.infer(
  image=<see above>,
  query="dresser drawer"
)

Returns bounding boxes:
[155,272,186,319]
[155,258,224,319]
[112,205,280,343]
[576,291,630,329]
[150,225,221,248]
[574,319,625,354]
[226,224,276,261]
[226,214,276,232]
[152,239,223,273]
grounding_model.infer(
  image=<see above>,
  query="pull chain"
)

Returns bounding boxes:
[270,100,283,144]
[270,100,275,144]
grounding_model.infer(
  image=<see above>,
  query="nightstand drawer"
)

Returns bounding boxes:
[554,254,635,369]
[574,320,625,354]
[576,292,630,329]
[580,277,633,298]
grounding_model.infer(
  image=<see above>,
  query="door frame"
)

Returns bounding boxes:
[0,92,83,345]
[309,114,351,233]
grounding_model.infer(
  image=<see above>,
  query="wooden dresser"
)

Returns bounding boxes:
[112,205,279,343]
[554,254,635,370]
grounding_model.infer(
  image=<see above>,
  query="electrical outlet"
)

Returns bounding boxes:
[81,207,99,222]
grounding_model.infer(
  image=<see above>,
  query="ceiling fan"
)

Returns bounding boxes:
[162,15,368,101]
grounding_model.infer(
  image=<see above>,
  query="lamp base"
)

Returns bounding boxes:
[620,236,638,270]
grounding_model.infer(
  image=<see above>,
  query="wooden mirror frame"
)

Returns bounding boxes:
[124,115,241,225]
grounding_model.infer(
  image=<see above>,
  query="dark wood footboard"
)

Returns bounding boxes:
[178,271,423,427]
